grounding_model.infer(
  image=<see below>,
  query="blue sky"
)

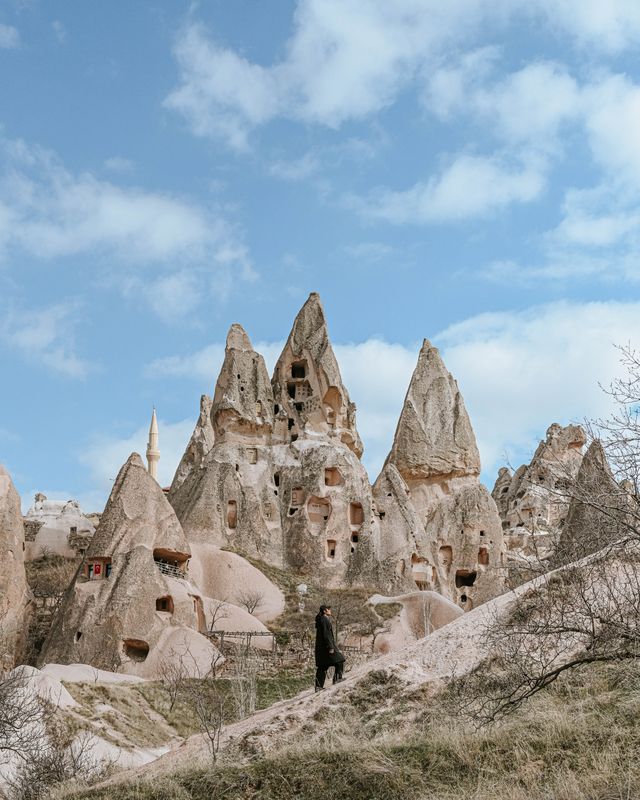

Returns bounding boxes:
[2,0,640,511]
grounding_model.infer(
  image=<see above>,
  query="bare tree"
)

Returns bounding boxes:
[235,589,264,616]
[453,347,640,722]
[183,678,230,763]
[452,543,640,723]
[0,665,47,763]
[207,598,231,633]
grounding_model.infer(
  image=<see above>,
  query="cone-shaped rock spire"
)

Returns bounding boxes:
[212,324,274,443]
[169,395,214,496]
[0,464,31,668]
[40,454,220,677]
[386,339,480,481]
[554,440,629,567]
[272,292,363,457]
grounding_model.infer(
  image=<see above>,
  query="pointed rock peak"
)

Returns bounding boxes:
[88,452,189,559]
[226,323,253,352]
[212,326,274,443]
[386,340,480,481]
[169,395,214,496]
[271,293,363,457]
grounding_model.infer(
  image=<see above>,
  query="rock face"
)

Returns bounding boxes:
[368,590,463,654]
[170,297,505,609]
[271,293,363,458]
[492,423,586,571]
[40,454,220,678]
[169,395,214,495]
[171,297,376,587]
[373,340,505,609]
[23,494,95,560]
[553,440,629,567]
[0,465,31,668]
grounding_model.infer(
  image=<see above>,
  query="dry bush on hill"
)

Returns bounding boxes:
[456,347,640,720]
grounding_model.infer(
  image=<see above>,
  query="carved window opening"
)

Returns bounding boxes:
[153,548,189,578]
[326,539,337,559]
[274,473,280,487]
[291,361,306,379]
[74,631,82,643]
[274,404,280,414]
[411,553,429,590]
[438,545,453,571]
[478,547,489,566]
[190,595,207,633]
[287,383,296,399]
[455,570,477,588]
[227,500,237,529]
[325,467,343,486]
[156,596,174,613]
[349,502,364,525]
[307,496,332,525]
[351,533,359,543]
[291,487,304,506]
[122,639,149,662]
[287,418,295,431]
[247,448,258,464]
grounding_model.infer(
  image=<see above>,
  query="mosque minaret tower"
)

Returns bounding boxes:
[146,407,160,481]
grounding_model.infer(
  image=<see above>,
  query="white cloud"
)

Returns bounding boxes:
[165,1,509,148]
[535,0,640,52]
[166,2,640,149]
[354,153,545,224]
[78,418,197,499]
[0,301,92,378]
[138,301,640,500]
[438,301,640,476]
[0,137,254,282]
[0,24,19,49]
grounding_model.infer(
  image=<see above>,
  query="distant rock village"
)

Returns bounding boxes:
[1,292,608,677]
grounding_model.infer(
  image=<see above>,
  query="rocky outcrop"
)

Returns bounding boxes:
[272,293,363,457]
[0,465,31,668]
[40,454,220,678]
[553,440,629,567]
[23,494,95,560]
[373,340,505,609]
[368,590,463,654]
[169,395,214,495]
[171,298,376,587]
[492,423,586,570]
[385,340,479,482]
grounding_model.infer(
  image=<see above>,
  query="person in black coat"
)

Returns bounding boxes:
[314,605,345,691]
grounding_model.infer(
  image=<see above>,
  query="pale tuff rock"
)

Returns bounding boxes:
[492,423,586,567]
[374,341,505,609]
[40,454,221,678]
[23,494,95,560]
[386,339,480,482]
[553,439,629,567]
[169,395,214,495]
[271,292,363,457]
[0,465,31,669]
[368,590,463,654]
[212,324,275,444]
[172,303,375,587]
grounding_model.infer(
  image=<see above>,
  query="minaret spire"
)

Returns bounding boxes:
[146,406,160,481]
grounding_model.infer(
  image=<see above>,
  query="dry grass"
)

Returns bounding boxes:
[62,660,640,800]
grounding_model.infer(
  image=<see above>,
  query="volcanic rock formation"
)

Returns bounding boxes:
[492,423,586,570]
[40,454,220,678]
[171,296,375,587]
[169,394,214,495]
[553,439,630,567]
[23,494,95,560]
[0,465,31,669]
[373,340,506,609]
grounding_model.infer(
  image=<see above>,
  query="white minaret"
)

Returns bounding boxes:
[146,407,160,481]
